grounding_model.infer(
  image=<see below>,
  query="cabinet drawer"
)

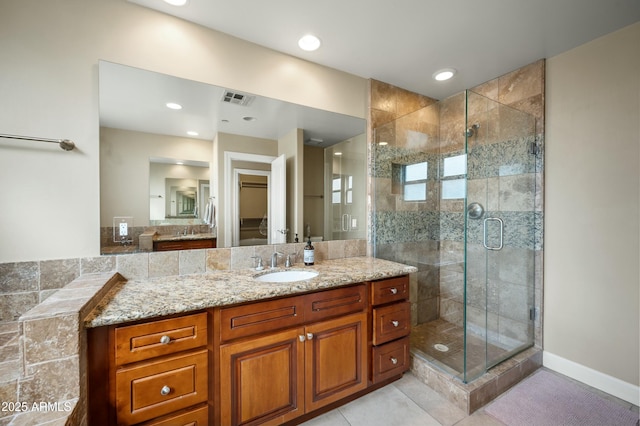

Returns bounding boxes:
[372,301,411,345]
[153,238,216,251]
[139,404,208,426]
[372,336,410,383]
[116,350,208,425]
[220,295,306,342]
[115,312,208,365]
[304,284,366,323]
[370,275,409,306]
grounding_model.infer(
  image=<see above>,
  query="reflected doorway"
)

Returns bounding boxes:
[235,171,269,246]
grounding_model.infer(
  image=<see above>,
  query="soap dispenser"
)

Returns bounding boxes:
[304,236,315,266]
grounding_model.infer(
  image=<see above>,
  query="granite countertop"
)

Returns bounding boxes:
[154,233,216,242]
[84,257,416,328]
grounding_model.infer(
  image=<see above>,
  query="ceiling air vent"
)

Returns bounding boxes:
[221,90,254,106]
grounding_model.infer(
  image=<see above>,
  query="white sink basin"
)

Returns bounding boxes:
[254,270,319,283]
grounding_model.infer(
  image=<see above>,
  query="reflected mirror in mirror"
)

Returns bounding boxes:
[99,61,366,252]
[149,157,210,225]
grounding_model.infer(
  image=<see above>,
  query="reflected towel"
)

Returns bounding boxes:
[203,201,211,225]
[203,200,216,228]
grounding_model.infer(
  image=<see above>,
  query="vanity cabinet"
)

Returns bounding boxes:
[88,312,210,425]
[153,238,216,251]
[368,276,411,384]
[87,275,411,425]
[218,284,367,426]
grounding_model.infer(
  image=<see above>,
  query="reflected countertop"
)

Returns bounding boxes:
[84,257,416,328]
[153,232,216,242]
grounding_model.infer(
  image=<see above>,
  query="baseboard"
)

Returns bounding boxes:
[543,351,639,406]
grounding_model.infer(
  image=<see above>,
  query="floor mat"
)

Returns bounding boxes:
[485,370,639,426]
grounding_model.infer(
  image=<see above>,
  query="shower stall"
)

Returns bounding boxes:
[373,89,540,383]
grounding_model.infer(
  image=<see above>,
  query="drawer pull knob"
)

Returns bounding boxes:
[390,357,398,365]
[389,287,398,295]
[299,335,306,342]
[391,320,400,327]
[160,335,171,345]
[160,386,171,396]
[306,332,314,340]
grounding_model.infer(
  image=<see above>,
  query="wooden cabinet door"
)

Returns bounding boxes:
[220,327,304,426]
[304,312,368,412]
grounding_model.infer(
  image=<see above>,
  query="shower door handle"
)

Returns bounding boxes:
[483,217,503,251]
[342,214,351,231]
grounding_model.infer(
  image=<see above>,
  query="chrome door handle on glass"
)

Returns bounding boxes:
[483,217,504,251]
[342,214,350,231]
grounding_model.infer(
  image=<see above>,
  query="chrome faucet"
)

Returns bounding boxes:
[285,253,294,268]
[271,252,283,268]
[251,256,264,270]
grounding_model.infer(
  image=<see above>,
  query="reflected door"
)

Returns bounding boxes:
[269,154,287,244]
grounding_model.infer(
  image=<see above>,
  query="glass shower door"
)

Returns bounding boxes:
[324,135,367,241]
[463,90,537,382]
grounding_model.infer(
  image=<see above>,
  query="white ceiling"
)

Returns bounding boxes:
[129,0,640,100]
[99,61,365,145]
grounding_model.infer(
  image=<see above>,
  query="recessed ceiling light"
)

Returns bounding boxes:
[433,68,456,81]
[334,152,343,156]
[176,161,184,165]
[164,0,188,6]
[298,34,321,51]
[166,102,182,110]
[378,141,388,146]
[187,131,199,136]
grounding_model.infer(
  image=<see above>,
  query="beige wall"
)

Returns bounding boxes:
[545,21,640,398]
[101,127,212,226]
[304,145,325,238]
[239,175,268,219]
[0,0,367,262]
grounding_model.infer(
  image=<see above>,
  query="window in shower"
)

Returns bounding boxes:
[403,161,428,201]
[442,154,467,199]
[332,177,341,204]
[331,175,354,204]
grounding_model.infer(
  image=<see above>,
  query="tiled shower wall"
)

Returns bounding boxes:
[370,83,441,325]
[370,59,545,348]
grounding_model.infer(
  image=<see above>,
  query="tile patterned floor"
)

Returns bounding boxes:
[410,319,511,380]
[300,370,639,426]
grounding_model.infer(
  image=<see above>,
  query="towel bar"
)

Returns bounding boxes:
[0,133,75,151]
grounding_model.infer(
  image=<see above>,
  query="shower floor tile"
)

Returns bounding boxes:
[410,319,509,378]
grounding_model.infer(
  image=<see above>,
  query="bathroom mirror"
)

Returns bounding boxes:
[148,158,210,225]
[99,61,366,248]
